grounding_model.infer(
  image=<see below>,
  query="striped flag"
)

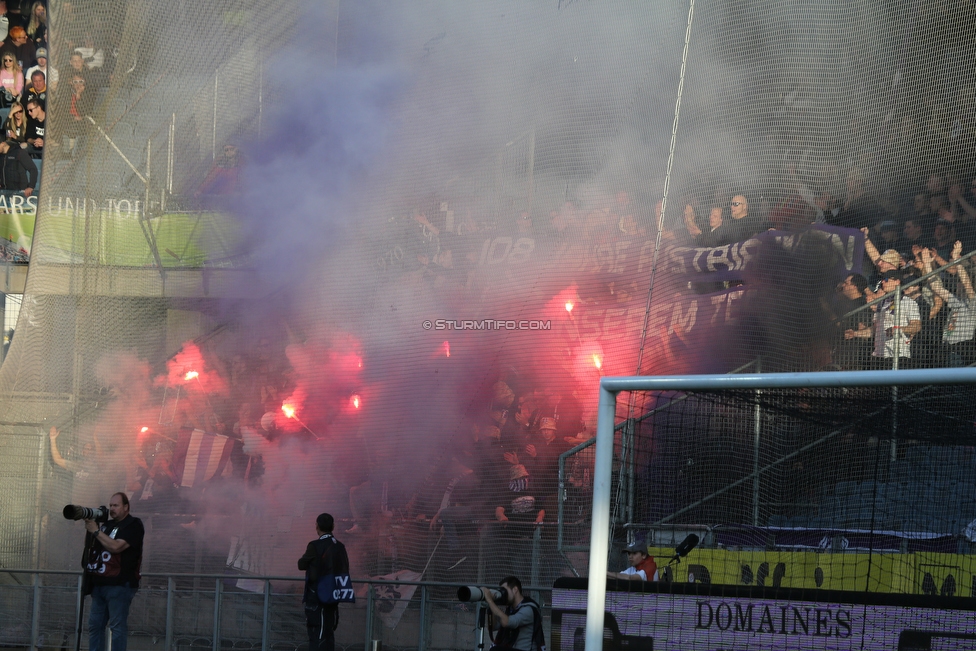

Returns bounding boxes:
[173,428,234,488]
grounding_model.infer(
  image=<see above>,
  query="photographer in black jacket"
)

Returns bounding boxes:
[297,513,350,651]
[0,138,35,195]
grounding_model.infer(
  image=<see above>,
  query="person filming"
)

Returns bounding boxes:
[481,576,543,651]
[84,492,144,651]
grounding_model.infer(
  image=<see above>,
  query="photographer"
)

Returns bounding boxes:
[84,492,144,651]
[482,576,543,651]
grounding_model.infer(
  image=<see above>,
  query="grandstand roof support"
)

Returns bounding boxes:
[585,367,976,651]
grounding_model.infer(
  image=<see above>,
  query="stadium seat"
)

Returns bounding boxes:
[835,480,857,498]
[906,446,935,468]
[820,494,841,523]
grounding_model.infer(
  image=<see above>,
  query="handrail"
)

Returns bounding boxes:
[0,568,553,591]
[86,116,148,185]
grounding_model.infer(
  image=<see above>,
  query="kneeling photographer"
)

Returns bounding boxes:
[481,576,544,651]
[74,492,144,651]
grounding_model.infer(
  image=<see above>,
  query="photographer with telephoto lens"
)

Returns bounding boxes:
[83,492,144,651]
[481,576,544,651]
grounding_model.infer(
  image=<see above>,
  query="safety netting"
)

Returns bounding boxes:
[2,0,976,647]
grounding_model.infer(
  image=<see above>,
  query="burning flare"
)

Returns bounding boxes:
[442,341,451,357]
[281,403,296,419]
[184,371,199,381]
[592,354,602,370]
[565,301,574,313]
[350,395,361,409]
[140,426,149,433]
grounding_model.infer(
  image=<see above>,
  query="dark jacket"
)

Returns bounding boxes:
[297,534,350,606]
[0,40,35,70]
[0,142,35,190]
[86,515,145,589]
[53,87,95,124]
[24,113,42,155]
[21,84,45,110]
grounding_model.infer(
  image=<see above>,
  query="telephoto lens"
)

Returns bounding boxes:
[457,586,507,604]
[62,504,109,521]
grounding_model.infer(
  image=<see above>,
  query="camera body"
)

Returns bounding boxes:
[62,504,109,522]
[457,586,508,605]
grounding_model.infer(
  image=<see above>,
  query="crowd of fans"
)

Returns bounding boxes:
[0,0,116,199]
[676,168,976,371]
[45,323,596,580]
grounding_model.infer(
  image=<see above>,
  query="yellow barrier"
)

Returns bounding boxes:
[648,547,974,596]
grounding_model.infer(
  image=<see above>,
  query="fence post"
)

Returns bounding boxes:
[30,572,40,651]
[363,583,374,651]
[212,578,222,651]
[418,585,428,651]
[211,69,218,160]
[477,527,488,584]
[75,575,84,651]
[752,357,763,526]
[530,527,542,594]
[892,284,901,462]
[165,577,175,651]
[261,580,271,651]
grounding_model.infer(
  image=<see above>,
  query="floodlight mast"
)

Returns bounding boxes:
[584,367,976,651]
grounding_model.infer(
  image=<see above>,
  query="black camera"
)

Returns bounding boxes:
[457,586,508,605]
[62,504,109,522]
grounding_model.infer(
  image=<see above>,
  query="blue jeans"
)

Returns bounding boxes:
[89,584,137,651]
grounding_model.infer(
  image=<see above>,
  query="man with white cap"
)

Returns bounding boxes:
[608,538,658,582]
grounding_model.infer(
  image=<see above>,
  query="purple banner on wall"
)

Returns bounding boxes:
[667,224,865,282]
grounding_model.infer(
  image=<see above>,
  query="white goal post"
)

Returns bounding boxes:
[585,367,976,651]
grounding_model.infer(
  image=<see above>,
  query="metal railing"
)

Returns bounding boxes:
[0,569,553,651]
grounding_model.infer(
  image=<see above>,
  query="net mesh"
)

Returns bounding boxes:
[1,0,976,646]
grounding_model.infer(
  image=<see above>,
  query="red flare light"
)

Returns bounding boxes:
[442,341,451,357]
[281,403,296,419]
[565,302,574,313]
[184,370,199,381]
[350,395,361,409]
[592,354,603,370]
[140,426,149,433]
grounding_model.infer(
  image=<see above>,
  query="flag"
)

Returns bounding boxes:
[371,569,422,629]
[172,428,234,488]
